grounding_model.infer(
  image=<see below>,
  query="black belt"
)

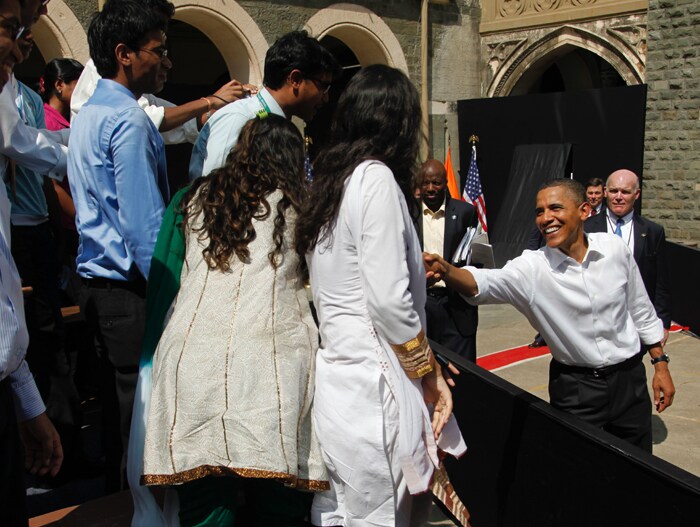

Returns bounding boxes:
[426,287,448,298]
[553,351,644,379]
[82,276,147,295]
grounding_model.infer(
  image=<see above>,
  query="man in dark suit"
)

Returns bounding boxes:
[416,159,479,361]
[585,169,671,345]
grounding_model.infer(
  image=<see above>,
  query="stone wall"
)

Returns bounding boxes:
[644,0,700,245]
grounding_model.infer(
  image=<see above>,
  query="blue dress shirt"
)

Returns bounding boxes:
[188,88,285,180]
[68,80,169,281]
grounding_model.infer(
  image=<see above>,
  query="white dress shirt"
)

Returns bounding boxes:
[465,233,663,368]
[0,80,68,181]
[605,208,635,254]
[422,199,446,287]
[70,59,199,145]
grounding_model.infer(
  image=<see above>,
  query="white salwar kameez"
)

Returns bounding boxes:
[308,161,467,526]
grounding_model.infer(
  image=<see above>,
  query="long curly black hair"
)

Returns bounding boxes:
[181,114,305,270]
[295,64,422,256]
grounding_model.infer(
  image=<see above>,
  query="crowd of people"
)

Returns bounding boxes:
[0,0,676,526]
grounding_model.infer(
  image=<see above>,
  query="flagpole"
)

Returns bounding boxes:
[420,0,429,160]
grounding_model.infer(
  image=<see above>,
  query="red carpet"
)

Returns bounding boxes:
[477,323,689,372]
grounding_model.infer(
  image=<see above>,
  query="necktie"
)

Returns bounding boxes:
[614,218,623,237]
[590,208,597,216]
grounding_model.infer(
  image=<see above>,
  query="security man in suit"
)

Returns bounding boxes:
[417,159,479,361]
[585,169,671,346]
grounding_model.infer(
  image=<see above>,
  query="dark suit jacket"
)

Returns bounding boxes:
[416,197,479,335]
[585,212,671,328]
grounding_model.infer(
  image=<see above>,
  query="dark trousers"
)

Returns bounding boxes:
[80,279,146,492]
[425,293,476,362]
[11,223,82,461]
[548,356,652,452]
[0,379,29,527]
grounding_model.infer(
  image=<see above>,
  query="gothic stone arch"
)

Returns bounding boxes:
[304,3,408,73]
[170,0,267,85]
[33,0,88,63]
[484,19,646,97]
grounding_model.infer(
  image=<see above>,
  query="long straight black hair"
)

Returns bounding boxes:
[295,64,422,255]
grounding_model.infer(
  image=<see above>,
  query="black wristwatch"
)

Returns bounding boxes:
[650,353,670,365]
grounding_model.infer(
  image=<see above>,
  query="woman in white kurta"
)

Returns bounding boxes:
[142,116,327,526]
[296,65,468,527]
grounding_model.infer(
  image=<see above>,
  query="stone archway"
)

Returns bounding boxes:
[304,3,408,73]
[487,24,645,97]
[170,0,267,85]
[32,0,89,63]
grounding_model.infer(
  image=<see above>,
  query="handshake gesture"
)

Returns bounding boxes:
[423,252,449,286]
[423,253,479,297]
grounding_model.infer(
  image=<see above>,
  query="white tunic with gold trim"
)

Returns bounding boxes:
[142,190,328,490]
[308,161,467,526]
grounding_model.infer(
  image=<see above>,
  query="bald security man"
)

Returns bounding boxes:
[585,169,671,347]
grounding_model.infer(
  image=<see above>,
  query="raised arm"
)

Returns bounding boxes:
[423,252,479,297]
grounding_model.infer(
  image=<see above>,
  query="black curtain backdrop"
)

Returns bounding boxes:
[457,85,647,263]
[492,144,572,266]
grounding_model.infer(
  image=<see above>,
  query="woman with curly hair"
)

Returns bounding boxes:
[140,115,327,526]
[296,65,469,526]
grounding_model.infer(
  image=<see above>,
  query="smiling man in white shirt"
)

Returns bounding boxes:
[424,178,675,452]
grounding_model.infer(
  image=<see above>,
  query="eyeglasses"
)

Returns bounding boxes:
[138,47,169,60]
[306,76,331,95]
[0,14,25,41]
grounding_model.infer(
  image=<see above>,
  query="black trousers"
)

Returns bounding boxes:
[548,356,652,452]
[0,379,29,527]
[80,279,146,492]
[425,293,476,362]
[11,223,82,464]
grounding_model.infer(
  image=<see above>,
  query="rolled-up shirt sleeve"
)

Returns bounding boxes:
[461,258,533,308]
[0,84,67,176]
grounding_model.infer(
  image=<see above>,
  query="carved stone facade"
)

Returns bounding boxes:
[481,13,648,97]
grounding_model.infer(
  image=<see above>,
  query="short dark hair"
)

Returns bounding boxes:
[538,178,586,205]
[586,177,604,188]
[88,0,171,78]
[263,30,341,90]
[40,58,84,102]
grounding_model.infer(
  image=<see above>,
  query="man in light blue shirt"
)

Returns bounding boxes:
[67,0,172,491]
[189,30,340,179]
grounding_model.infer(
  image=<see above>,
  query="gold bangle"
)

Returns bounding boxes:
[390,330,434,379]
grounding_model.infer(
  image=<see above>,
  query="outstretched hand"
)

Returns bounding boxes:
[18,412,63,477]
[211,80,256,110]
[423,252,449,286]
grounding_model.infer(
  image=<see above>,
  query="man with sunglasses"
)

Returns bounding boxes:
[190,30,340,179]
[67,0,174,492]
[1,1,64,525]
[425,178,675,453]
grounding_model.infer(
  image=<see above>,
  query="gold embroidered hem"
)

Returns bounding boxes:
[141,465,330,491]
[390,330,434,378]
[431,462,470,526]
